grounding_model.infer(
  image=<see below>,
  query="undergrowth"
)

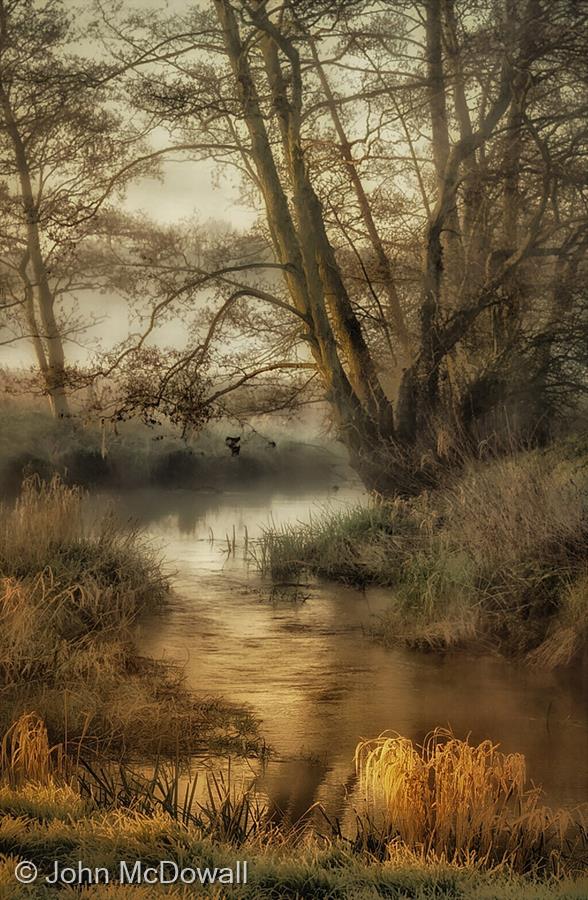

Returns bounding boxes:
[252,445,588,664]
[0,478,259,758]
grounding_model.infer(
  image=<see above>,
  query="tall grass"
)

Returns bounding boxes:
[0,475,166,593]
[0,713,66,788]
[0,478,260,758]
[254,446,588,664]
[0,715,586,898]
[250,501,417,584]
[75,756,275,845]
[355,729,580,872]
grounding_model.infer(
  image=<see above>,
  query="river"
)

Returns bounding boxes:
[110,487,588,824]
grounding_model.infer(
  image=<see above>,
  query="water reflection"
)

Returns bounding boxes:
[108,488,588,821]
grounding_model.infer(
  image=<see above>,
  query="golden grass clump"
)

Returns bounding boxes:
[355,729,576,872]
[0,712,65,788]
[0,475,84,570]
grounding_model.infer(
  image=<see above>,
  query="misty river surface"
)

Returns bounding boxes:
[112,487,588,822]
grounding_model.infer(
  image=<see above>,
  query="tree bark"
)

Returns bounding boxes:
[425,0,464,291]
[0,83,70,418]
[442,0,485,295]
[307,37,412,367]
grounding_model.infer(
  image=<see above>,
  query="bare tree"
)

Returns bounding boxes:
[81,0,588,489]
[0,0,156,418]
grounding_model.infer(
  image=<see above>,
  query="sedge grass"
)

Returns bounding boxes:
[254,446,588,664]
[355,729,582,873]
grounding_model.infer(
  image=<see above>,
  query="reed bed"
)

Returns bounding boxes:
[0,711,275,849]
[250,501,416,584]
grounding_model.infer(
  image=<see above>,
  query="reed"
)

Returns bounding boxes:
[250,501,413,583]
[0,713,66,788]
[0,710,585,896]
[0,716,273,847]
[355,729,579,872]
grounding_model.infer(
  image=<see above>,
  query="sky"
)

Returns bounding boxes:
[2,156,253,366]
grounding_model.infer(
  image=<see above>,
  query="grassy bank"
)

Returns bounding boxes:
[1,801,586,899]
[254,443,588,665]
[0,722,585,899]
[0,478,259,758]
[1,476,586,897]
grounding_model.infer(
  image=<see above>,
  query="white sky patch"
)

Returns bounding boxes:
[123,156,257,229]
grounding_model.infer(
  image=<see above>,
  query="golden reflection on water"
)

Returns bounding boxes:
[117,487,588,824]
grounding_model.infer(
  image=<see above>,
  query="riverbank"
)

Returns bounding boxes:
[0,716,586,898]
[1,793,586,899]
[1,473,587,898]
[0,477,259,757]
[256,442,588,667]
[0,408,344,496]
[0,733,586,900]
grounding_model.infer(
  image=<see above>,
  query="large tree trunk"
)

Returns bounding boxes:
[213,0,396,489]
[213,0,534,494]
[253,24,394,436]
[307,38,412,368]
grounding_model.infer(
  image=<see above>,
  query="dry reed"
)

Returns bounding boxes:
[355,729,578,872]
[0,712,65,788]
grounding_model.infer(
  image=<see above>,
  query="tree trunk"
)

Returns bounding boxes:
[425,0,464,291]
[213,0,391,482]
[254,20,395,439]
[442,0,485,297]
[308,38,412,367]
[0,83,70,419]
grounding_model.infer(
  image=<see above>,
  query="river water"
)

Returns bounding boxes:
[112,487,588,823]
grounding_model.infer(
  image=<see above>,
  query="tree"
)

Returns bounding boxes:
[0,0,154,418]
[90,214,320,434]
[99,0,588,490]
